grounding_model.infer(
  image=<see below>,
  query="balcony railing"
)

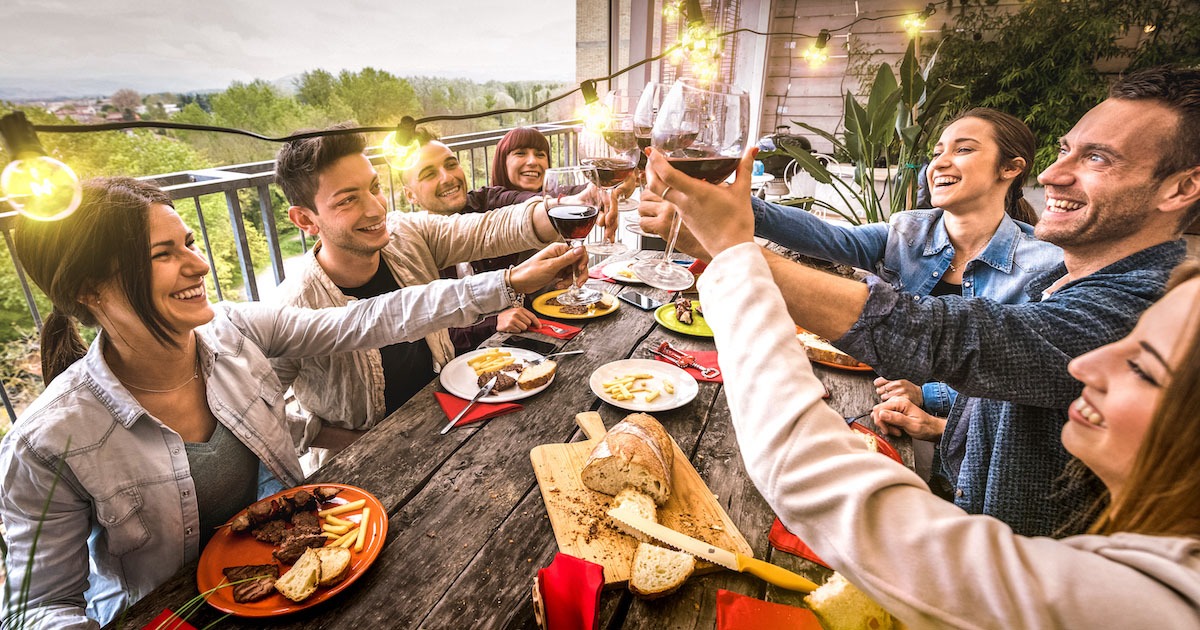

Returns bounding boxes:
[0,120,582,423]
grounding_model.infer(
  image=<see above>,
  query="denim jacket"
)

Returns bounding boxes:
[0,276,513,629]
[751,198,1063,415]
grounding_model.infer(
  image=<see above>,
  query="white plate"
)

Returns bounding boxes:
[440,347,552,403]
[589,359,699,412]
[601,260,644,284]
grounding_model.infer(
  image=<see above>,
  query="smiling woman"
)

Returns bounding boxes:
[0,176,577,627]
[492,127,551,192]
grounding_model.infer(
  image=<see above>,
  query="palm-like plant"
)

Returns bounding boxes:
[772,40,961,224]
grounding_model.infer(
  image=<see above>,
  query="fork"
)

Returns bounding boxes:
[541,323,570,335]
[528,350,585,365]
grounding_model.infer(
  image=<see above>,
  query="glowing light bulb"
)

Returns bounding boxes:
[669,46,686,65]
[380,131,421,170]
[0,111,83,221]
[903,15,927,37]
[1,156,82,221]
[577,102,612,134]
[663,1,682,21]
[802,46,829,66]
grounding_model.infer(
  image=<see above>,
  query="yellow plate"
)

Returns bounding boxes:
[654,301,713,337]
[531,290,620,319]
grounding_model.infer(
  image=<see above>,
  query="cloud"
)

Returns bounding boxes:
[2,0,576,98]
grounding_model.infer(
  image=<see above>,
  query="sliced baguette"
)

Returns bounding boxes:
[627,542,695,599]
[804,572,895,630]
[315,546,352,586]
[581,413,674,505]
[274,548,321,602]
[610,487,658,542]
[797,330,864,367]
[518,360,557,390]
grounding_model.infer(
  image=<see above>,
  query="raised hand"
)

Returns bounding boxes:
[643,146,758,257]
[509,243,588,294]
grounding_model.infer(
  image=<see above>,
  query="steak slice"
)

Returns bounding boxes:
[290,510,322,536]
[251,519,290,544]
[222,564,280,603]
[477,370,517,394]
[273,533,327,565]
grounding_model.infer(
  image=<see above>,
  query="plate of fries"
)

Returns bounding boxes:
[440,346,553,402]
[588,358,698,412]
[601,260,644,284]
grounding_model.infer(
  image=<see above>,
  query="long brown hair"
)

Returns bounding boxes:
[1094,259,1200,536]
[14,177,177,384]
[943,107,1038,225]
[490,127,550,190]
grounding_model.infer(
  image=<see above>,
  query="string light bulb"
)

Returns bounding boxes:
[903,3,936,38]
[663,0,683,21]
[0,111,82,222]
[802,29,831,67]
[381,116,421,170]
[576,80,611,133]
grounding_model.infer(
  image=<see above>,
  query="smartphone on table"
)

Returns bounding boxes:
[501,335,559,355]
[617,290,665,311]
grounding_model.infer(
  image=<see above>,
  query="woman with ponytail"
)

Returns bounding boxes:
[0,177,580,628]
[703,108,1064,484]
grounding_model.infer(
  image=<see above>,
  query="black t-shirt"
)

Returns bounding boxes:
[338,262,436,416]
[930,278,963,297]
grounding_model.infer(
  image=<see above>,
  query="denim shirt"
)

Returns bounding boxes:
[0,275,513,629]
[834,240,1187,537]
[751,197,1064,414]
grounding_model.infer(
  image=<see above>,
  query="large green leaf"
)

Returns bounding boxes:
[843,92,873,163]
[898,39,924,109]
[784,148,836,185]
[791,120,845,152]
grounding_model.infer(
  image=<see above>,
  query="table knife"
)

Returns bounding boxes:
[607,506,818,592]
[441,375,498,435]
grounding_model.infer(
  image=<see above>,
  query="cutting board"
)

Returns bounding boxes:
[531,411,753,586]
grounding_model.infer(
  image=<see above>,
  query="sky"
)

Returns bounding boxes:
[1,0,577,100]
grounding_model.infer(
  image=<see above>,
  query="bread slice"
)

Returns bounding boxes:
[581,413,675,505]
[797,330,864,367]
[857,431,879,453]
[804,572,895,630]
[518,360,557,390]
[315,546,352,586]
[610,487,658,542]
[628,542,695,599]
[274,547,321,602]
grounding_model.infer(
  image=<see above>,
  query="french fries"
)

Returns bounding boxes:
[466,349,516,376]
[319,499,366,518]
[354,508,370,552]
[601,373,672,403]
[320,504,366,551]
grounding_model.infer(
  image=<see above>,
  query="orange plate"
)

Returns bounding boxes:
[197,483,387,617]
[795,326,873,371]
[849,423,904,464]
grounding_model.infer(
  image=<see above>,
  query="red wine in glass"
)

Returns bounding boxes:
[602,129,638,153]
[665,156,740,184]
[548,204,599,240]
[652,131,698,152]
[581,157,637,188]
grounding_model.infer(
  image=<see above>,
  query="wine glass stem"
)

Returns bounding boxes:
[569,239,581,296]
[662,210,682,264]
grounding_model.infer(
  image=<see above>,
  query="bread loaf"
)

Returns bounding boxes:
[804,572,895,630]
[274,548,321,602]
[518,360,557,390]
[315,546,352,586]
[797,330,864,367]
[581,413,674,505]
[628,543,695,599]
[610,487,658,542]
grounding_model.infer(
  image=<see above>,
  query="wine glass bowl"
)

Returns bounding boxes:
[632,79,749,291]
[578,116,635,255]
[544,165,605,306]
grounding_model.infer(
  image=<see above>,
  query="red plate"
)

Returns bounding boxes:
[848,422,904,464]
[197,483,387,617]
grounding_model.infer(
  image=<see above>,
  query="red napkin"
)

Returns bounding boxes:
[587,267,617,283]
[770,422,904,566]
[529,320,582,340]
[142,610,198,630]
[535,553,604,630]
[716,589,821,630]
[434,392,523,428]
[687,259,708,275]
[653,350,723,383]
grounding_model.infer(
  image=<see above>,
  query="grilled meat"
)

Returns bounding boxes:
[251,519,290,544]
[674,297,693,325]
[222,564,279,603]
[477,370,517,393]
[273,533,327,565]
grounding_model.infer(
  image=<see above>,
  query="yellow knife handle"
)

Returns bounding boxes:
[736,555,819,592]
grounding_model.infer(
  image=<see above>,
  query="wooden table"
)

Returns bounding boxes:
[117,250,909,629]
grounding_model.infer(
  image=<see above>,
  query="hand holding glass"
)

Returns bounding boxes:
[544,166,604,306]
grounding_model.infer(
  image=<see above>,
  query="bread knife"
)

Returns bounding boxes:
[441,375,499,435]
[607,506,818,592]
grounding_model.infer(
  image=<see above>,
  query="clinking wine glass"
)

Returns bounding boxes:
[544,165,604,306]
[632,79,750,291]
[579,116,637,255]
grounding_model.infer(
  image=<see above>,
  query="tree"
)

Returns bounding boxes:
[296,69,336,108]
[111,88,142,112]
[334,67,422,125]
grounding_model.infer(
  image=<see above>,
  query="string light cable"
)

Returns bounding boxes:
[1,0,948,219]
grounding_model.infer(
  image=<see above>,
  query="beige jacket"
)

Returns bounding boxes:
[699,243,1200,629]
[272,198,554,450]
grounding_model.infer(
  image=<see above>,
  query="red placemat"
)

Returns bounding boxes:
[528,320,582,340]
[716,589,821,630]
[434,392,523,427]
[652,350,722,383]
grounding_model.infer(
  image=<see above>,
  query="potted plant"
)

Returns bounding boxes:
[769,40,961,225]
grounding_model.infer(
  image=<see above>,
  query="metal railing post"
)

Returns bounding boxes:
[223,190,259,301]
[256,184,285,286]
[191,196,224,302]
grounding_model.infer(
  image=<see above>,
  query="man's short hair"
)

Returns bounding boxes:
[275,123,367,212]
[1109,66,1200,228]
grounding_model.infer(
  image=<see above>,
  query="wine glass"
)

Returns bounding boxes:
[632,79,749,291]
[544,165,604,306]
[578,116,637,255]
[628,83,669,211]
